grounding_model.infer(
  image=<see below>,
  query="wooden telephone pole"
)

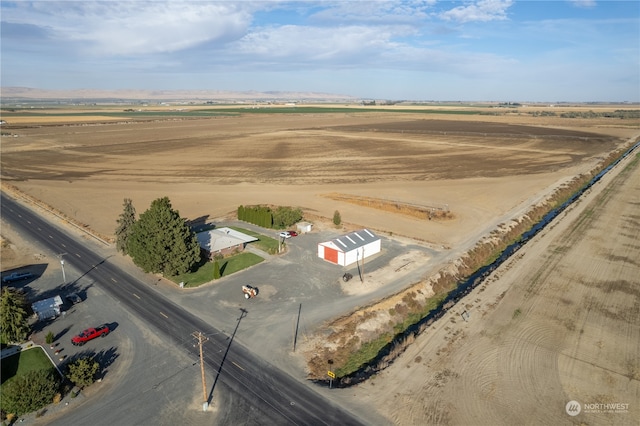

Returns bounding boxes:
[192,331,209,411]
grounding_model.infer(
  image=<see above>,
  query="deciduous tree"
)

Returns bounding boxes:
[0,369,59,416]
[273,206,302,228]
[66,356,100,387]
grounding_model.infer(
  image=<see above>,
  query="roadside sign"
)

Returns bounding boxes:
[327,371,336,378]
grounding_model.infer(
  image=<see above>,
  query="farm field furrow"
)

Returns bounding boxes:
[349,146,640,425]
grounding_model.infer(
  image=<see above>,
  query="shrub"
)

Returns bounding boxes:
[66,357,100,387]
[213,260,221,279]
[333,210,342,226]
[45,331,54,345]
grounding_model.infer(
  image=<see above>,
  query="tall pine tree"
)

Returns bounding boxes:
[115,198,136,255]
[126,197,201,276]
[0,288,30,343]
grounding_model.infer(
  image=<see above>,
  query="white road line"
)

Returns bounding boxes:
[160,312,169,319]
[231,361,245,371]
[133,293,141,299]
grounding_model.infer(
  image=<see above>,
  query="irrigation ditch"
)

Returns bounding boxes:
[319,140,640,388]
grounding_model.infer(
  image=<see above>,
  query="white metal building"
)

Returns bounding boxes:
[317,229,381,266]
[32,295,63,321]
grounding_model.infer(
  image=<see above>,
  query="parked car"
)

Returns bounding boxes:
[66,292,82,304]
[279,231,291,239]
[288,231,298,237]
[2,271,34,284]
[71,324,110,346]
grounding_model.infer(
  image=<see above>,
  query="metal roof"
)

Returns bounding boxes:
[31,295,63,320]
[196,227,258,253]
[321,229,379,253]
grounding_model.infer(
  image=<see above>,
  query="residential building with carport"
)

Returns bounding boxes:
[197,227,258,259]
[317,229,381,266]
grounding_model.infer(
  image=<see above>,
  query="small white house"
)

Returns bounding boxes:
[317,229,381,267]
[32,295,64,321]
[196,227,258,259]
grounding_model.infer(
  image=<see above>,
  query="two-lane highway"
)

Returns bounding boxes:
[1,192,362,425]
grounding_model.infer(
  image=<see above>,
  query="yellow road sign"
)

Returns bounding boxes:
[327,371,336,378]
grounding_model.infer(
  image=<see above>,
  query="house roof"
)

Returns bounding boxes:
[319,229,378,253]
[196,227,258,253]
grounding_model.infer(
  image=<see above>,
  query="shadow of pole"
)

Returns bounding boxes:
[67,256,112,287]
[207,308,247,403]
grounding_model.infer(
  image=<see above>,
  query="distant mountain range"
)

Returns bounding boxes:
[0,87,357,102]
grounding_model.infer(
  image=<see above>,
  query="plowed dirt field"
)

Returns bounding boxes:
[2,106,639,425]
[0,110,631,248]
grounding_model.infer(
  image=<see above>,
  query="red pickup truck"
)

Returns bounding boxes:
[71,324,110,346]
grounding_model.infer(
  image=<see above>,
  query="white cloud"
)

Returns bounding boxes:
[4,1,254,56]
[308,0,435,25]
[441,0,514,23]
[569,0,597,8]
[230,24,399,64]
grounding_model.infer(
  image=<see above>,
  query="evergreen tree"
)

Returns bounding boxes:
[0,288,30,343]
[0,369,59,416]
[67,356,100,387]
[115,198,136,255]
[333,210,342,226]
[126,197,201,276]
[213,260,221,279]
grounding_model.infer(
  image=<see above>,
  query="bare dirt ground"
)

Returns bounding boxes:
[342,143,640,425]
[1,110,633,249]
[2,106,639,424]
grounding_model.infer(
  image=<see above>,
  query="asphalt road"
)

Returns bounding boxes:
[1,192,363,425]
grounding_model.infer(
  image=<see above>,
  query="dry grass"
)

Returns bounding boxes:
[2,116,124,124]
[303,140,638,381]
[322,193,454,221]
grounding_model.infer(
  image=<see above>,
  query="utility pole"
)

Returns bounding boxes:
[361,246,365,283]
[192,331,209,411]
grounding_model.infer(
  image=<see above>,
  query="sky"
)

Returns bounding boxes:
[1,0,638,102]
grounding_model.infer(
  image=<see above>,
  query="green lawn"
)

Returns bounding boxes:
[170,226,279,287]
[228,227,281,254]
[0,346,56,386]
[171,252,264,288]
